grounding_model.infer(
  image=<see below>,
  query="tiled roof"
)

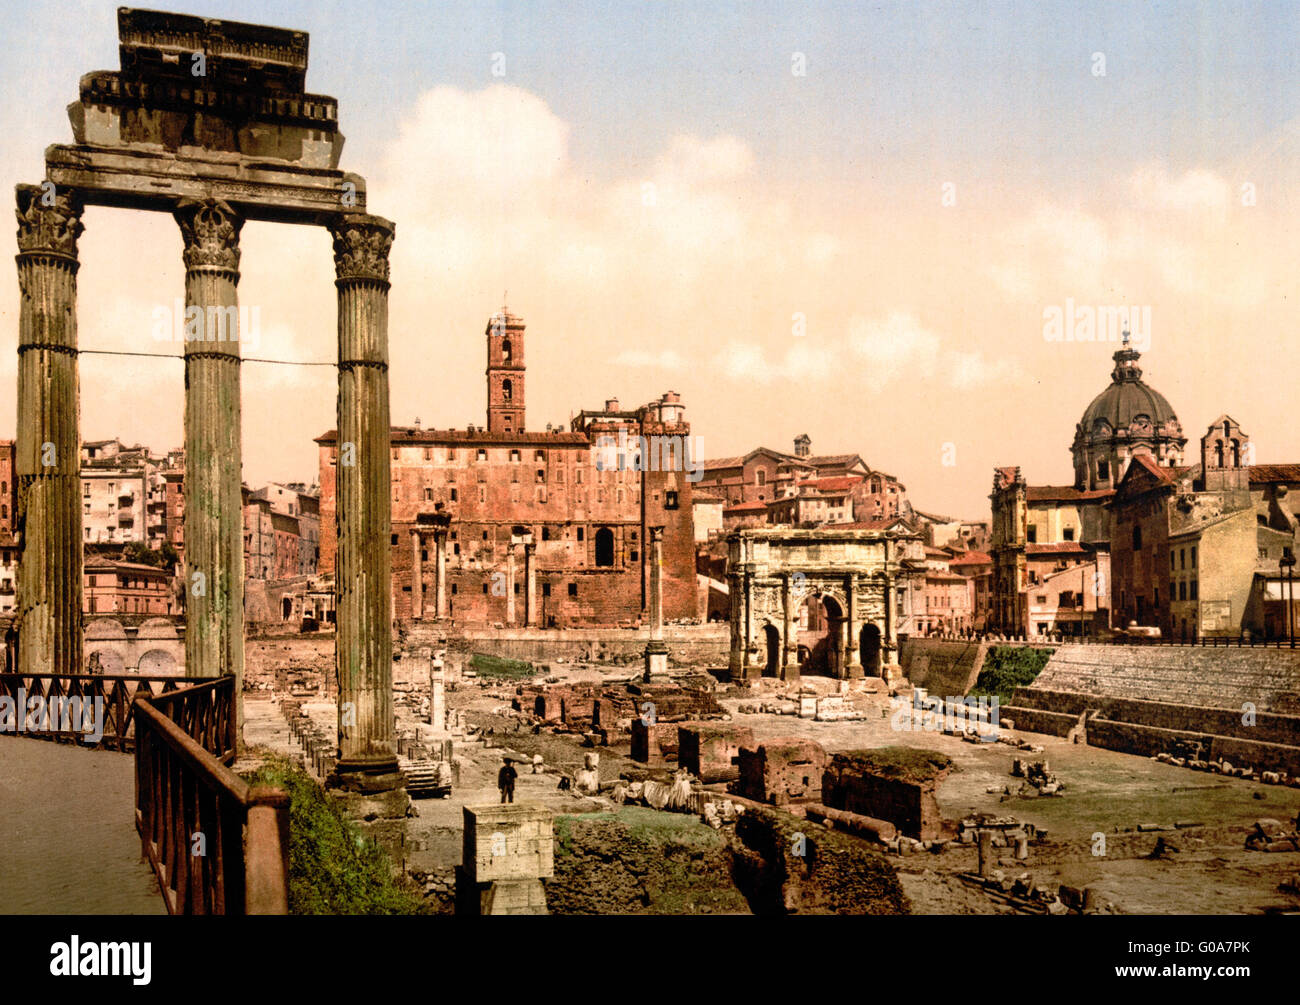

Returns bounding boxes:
[316,427,589,446]
[1025,541,1089,555]
[1026,485,1115,502]
[1249,463,1300,485]
[795,476,863,492]
[723,500,768,513]
[950,550,992,566]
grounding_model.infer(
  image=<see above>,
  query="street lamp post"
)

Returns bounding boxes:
[1282,553,1296,649]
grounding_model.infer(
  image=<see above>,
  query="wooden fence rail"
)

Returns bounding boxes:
[0,673,212,751]
[133,687,289,915]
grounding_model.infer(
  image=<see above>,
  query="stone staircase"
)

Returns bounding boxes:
[1023,645,1300,713]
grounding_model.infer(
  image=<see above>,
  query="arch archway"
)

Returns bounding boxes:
[594,527,615,567]
[762,623,780,677]
[860,623,882,677]
[801,593,844,676]
[138,649,179,676]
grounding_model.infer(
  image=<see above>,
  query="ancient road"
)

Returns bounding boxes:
[0,735,163,914]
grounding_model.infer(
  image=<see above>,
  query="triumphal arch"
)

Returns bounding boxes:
[727,526,917,683]
[15,9,398,785]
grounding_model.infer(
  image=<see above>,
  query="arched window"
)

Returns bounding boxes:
[1214,442,1224,468]
[502,379,512,402]
[594,527,615,567]
[1223,420,1230,438]
[1132,526,1142,551]
[502,339,512,362]
[1231,439,1240,467]
[756,470,766,486]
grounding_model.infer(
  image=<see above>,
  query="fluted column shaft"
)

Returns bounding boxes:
[331,214,397,778]
[15,184,84,674]
[176,199,245,732]
[411,530,422,619]
[649,526,664,640]
[506,545,517,625]
[435,530,447,618]
[524,541,537,627]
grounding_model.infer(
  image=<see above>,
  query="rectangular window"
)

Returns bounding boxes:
[568,583,578,597]
[665,490,679,510]
[1190,579,1198,600]
[511,449,521,463]
[1191,546,1197,567]
[1063,528,1074,541]
[477,449,487,462]
[577,527,584,542]
[1026,525,1037,543]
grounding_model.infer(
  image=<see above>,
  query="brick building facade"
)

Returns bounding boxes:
[317,311,697,627]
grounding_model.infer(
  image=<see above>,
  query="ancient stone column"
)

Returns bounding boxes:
[781,572,799,682]
[175,200,245,710]
[15,184,84,675]
[434,529,447,619]
[329,214,400,785]
[410,529,423,620]
[845,574,862,679]
[643,526,667,681]
[506,544,516,625]
[524,541,537,627]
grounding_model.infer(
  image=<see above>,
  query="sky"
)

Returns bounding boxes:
[0,0,1297,519]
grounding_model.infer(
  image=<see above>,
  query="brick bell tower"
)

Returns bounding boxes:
[486,308,526,433]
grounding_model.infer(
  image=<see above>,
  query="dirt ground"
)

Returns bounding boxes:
[246,659,1300,914]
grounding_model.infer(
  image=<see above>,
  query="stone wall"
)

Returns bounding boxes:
[820,751,950,840]
[733,738,825,805]
[678,723,754,783]
[443,625,728,665]
[899,637,992,696]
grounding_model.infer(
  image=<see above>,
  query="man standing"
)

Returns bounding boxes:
[498,756,517,804]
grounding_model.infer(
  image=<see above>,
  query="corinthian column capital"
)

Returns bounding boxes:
[174,198,244,274]
[15,183,84,262]
[329,214,395,284]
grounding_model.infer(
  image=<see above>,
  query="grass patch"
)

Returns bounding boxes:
[834,746,953,783]
[970,645,1055,706]
[469,652,538,680]
[241,754,427,915]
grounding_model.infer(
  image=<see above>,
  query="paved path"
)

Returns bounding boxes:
[0,735,163,914]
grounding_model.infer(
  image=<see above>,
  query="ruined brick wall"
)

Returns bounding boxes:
[679,723,754,782]
[821,754,949,840]
[734,739,825,805]
[730,807,909,915]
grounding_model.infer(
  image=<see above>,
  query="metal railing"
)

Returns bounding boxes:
[0,673,211,751]
[133,678,289,915]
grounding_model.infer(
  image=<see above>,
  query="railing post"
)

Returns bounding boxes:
[243,786,290,915]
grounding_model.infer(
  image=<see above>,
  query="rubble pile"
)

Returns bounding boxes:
[1245,817,1300,853]
[1155,752,1300,786]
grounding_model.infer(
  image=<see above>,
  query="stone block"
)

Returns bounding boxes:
[462,803,554,884]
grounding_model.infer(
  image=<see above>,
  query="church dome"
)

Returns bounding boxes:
[1079,345,1179,435]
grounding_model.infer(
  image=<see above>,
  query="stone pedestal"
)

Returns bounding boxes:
[456,803,553,915]
[643,639,669,679]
